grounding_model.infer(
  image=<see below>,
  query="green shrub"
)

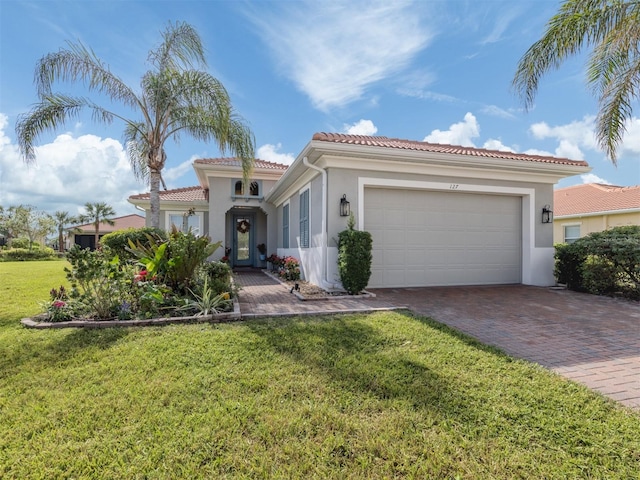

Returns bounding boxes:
[555,225,640,299]
[582,255,618,295]
[199,261,235,298]
[338,214,372,295]
[65,245,132,319]
[554,242,587,290]
[126,227,221,295]
[10,238,32,250]
[101,227,167,262]
[0,247,57,262]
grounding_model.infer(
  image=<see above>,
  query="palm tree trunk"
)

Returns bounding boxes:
[58,229,64,252]
[150,169,161,229]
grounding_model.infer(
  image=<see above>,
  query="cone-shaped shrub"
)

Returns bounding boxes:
[338,214,372,294]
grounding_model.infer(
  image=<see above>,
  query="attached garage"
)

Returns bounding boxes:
[364,187,522,288]
[266,132,592,289]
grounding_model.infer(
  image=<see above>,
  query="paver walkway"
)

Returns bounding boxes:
[235,270,640,410]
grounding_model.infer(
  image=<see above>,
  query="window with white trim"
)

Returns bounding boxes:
[282,203,290,249]
[563,224,581,244]
[299,189,309,248]
[167,212,201,235]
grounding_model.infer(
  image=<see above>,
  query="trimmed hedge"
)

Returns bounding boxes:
[338,214,372,295]
[555,225,640,299]
[0,247,57,262]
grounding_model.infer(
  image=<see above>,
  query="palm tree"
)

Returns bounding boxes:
[15,21,255,228]
[512,0,640,164]
[53,210,78,252]
[80,202,115,250]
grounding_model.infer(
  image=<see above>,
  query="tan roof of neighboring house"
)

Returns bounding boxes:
[71,214,146,233]
[312,132,590,167]
[554,183,640,216]
[194,157,289,170]
[129,186,207,202]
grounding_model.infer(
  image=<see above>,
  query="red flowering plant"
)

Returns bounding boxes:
[40,285,74,322]
[266,254,282,270]
[278,256,301,281]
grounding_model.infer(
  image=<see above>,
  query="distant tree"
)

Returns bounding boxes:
[0,205,55,249]
[80,202,115,249]
[0,205,26,247]
[513,0,640,164]
[15,20,255,229]
[53,210,79,252]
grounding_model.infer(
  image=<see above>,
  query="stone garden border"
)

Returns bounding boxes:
[21,296,241,329]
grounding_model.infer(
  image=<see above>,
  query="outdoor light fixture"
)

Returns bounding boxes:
[340,194,350,217]
[542,205,553,224]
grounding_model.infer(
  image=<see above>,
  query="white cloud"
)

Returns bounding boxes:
[424,112,479,146]
[247,0,433,111]
[164,155,199,183]
[619,117,640,155]
[0,113,143,216]
[257,143,296,166]
[480,6,522,44]
[343,119,378,136]
[581,173,612,185]
[529,115,598,160]
[480,104,516,119]
[523,148,554,157]
[482,139,514,152]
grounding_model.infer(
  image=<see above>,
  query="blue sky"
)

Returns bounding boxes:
[1,0,638,216]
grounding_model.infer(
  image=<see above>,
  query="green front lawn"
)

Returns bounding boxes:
[1,262,638,478]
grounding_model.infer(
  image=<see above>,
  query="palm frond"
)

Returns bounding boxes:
[512,0,629,109]
[36,41,139,108]
[148,21,206,72]
[16,94,115,162]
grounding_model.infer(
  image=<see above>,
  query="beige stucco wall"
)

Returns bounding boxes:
[553,211,640,243]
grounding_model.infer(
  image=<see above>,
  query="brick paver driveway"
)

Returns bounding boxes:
[369,285,640,409]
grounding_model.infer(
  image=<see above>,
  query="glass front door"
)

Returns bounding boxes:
[233,214,253,267]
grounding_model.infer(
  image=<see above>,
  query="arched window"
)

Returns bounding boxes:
[234,181,244,195]
[250,181,259,196]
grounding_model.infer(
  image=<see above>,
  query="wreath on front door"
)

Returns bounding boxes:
[237,219,250,234]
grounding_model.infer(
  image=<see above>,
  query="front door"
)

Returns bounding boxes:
[233,214,254,267]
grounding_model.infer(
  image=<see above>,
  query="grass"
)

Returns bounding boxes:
[1,261,639,479]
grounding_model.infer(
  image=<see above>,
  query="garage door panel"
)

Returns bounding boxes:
[365,188,521,288]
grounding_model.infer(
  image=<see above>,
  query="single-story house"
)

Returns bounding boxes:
[69,214,146,250]
[553,183,640,244]
[129,133,590,288]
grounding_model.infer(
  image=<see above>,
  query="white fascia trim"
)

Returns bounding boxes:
[318,154,585,185]
[314,142,591,177]
[357,177,547,286]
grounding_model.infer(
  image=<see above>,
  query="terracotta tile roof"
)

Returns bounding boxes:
[312,132,590,167]
[194,157,289,170]
[72,214,146,233]
[554,183,640,216]
[129,186,207,202]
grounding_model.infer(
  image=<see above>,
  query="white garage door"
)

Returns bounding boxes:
[364,188,522,288]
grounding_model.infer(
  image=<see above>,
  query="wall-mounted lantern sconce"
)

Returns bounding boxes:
[340,194,350,217]
[542,205,553,224]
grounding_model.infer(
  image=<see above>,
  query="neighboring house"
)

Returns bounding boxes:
[129,133,590,288]
[69,214,146,250]
[553,183,640,244]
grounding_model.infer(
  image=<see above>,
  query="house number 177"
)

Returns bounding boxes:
[450,184,459,190]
